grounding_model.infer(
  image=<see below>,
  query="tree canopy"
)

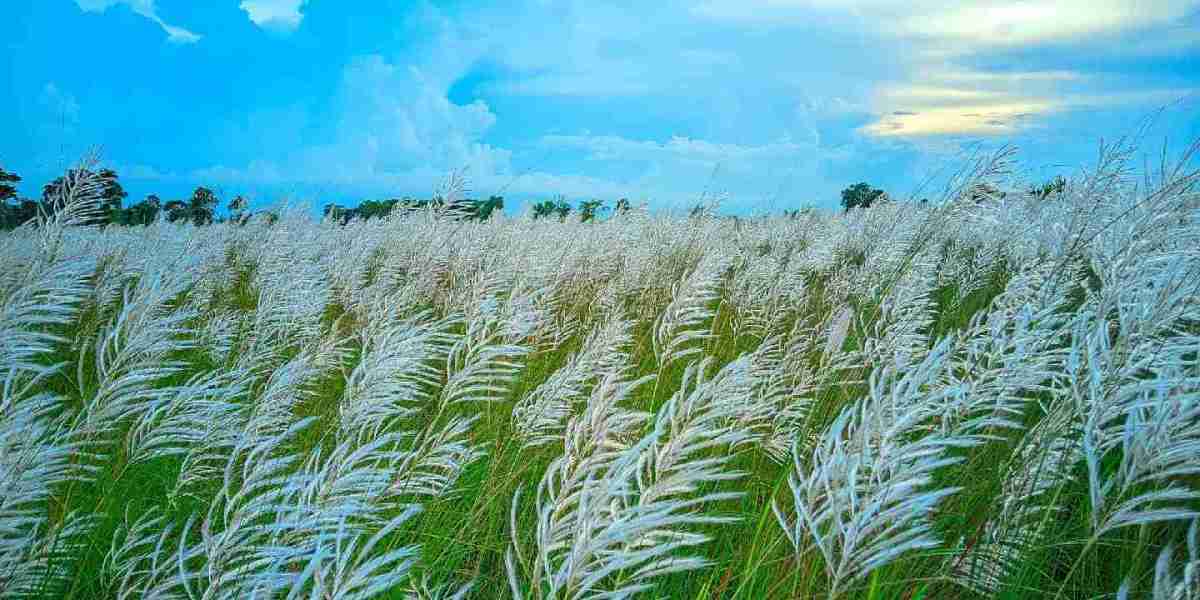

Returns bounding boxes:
[0,166,19,204]
[840,182,887,212]
[40,168,128,224]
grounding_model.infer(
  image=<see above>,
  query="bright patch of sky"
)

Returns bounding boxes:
[2,1,1198,212]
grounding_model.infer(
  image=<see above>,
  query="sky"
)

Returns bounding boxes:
[3,0,1199,213]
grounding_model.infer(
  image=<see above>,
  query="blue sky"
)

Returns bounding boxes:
[3,1,1199,213]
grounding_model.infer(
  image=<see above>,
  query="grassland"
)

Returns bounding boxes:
[1,144,1198,598]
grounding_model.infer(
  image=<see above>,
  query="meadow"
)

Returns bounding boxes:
[2,142,1199,599]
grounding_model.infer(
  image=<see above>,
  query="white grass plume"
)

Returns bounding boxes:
[505,374,652,599]
[508,357,755,598]
[652,256,724,369]
[774,356,970,598]
[513,318,634,448]
[70,271,197,450]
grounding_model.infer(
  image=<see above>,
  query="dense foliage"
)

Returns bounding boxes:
[840,182,888,211]
[324,195,507,224]
[1,144,1198,599]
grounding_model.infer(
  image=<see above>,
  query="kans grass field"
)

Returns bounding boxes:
[2,144,1200,599]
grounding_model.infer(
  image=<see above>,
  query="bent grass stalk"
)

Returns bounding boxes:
[0,143,1198,598]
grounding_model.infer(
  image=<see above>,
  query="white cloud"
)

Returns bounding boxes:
[692,0,1197,140]
[857,65,1196,137]
[192,49,512,193]
[328,54,509,174]
[240,0,309,32]
[857,76,1061,138]
[862,103,1053,137]
[896,1,1198,46]
[176,1,1196,210]
[75,0,200,43]
[693,0,1199,47]
[175,3,881,208]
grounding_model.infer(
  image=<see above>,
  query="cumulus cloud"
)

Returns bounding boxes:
[190,50,513,196]
[176,3,909,205]
[182,0,1196,209]
[325,54,510,175]
[75,0,200,43]
[239,0,308,32]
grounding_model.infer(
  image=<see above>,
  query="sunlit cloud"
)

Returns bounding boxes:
[859,70,1196,137]
[862,102,1054,136]
[694,0,1199,46]
[894,0,1198,46]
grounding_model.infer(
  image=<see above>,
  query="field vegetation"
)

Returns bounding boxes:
[1,142,1199,598]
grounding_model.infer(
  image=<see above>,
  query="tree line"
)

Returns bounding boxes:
[0,165,255,230]
[322,195,506,224]
[1,163,1071,231]
[322,195,636,224]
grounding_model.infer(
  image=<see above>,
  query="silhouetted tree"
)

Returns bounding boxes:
[184,186,218,225]
[163,199,187,223]
[0,167,31,229]
[0,166,19,204]
[555,199,572,220]
[578,199,605,223]
[41,167,127,224]
[1,167,37,231]
[1030,176,1066,202]
[162,188,217,225]
[228,195,248,224]
[469,196,504,221]
[532,198,571,220]
[840,182,886,212]
[97,169,127,221]
[1,199,38,230]
[531,200,555,219]
[121,194,161,226]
